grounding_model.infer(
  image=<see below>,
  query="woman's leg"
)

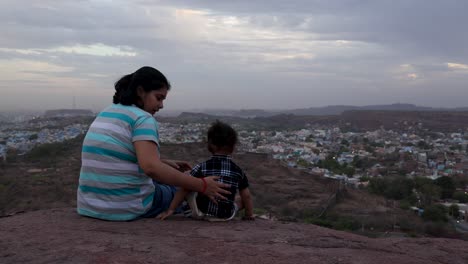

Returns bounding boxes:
[141,181,177,218]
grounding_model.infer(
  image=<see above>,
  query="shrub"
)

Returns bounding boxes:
[399,200,411,210]
[333,218,361,231]
[453,191,468,203]
[449,204,460,218]
[305,218,333,228]
[424,222,451,237]
[422,204,448,222]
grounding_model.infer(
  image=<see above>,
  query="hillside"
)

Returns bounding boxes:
[0,138,335,219]
[1,138,432,236]
[2,137,468,262]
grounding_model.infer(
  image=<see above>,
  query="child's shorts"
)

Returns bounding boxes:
[186,192,238,222]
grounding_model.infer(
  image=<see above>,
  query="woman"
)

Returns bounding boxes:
[77,66,229,221]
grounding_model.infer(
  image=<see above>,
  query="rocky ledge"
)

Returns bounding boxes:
[1,208,468,264]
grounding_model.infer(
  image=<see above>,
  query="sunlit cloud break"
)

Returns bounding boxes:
[0,48,42,55]
[0,44,137,57]
[447,62,468,71]
[53,43,137,57]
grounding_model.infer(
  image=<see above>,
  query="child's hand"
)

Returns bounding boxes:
[242,215,255,221]
[157,209,175,220]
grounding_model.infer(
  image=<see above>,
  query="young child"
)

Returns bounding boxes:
[158,120,254,221]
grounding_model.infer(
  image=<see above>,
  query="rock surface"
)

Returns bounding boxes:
[1,208,468,264]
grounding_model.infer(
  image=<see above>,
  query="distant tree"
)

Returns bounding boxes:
[422,204,448,222]
[359,175,370,182]
[370,142,384,148]
[369,177,388,196]
[401,152,413,161]
[342,166,355,177]
[296,159,310,168]
[311,148,320,155]
[413,177,434,191]
[419,184,441,207]
[340,139,349,146]
[434,176,456,199]
[417,140,424,148]
[352,156,373,169]
[29,134,38,140]
[453,192,468,203]
[449,145,462,151]
[449,204,460,219]
[384,177,414,200]
[318,155,341,172]
[382,152,400,163]
[5,148,18,163]
[364,145,374,154]
[399,200,411,210]
[417,140,432,149]
[405,193,419,206]
[452,174,468,189]
[338,146,349,154]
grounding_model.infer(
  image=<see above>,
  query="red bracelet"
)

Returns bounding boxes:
[200,177,207,194]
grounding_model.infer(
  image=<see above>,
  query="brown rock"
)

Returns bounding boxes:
[1,208,468,264]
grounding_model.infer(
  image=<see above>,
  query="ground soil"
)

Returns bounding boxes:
[1,208,468,264]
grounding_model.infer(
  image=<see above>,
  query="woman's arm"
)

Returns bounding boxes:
[134,141,230,201]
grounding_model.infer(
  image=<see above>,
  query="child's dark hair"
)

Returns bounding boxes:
[113,66,171,106]
[207,120,238,151]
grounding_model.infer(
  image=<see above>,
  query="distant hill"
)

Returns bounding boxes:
[283,103,434,116]
[186,103,468,117]
[157,107,468,132]
[44,109,94,117]
[339,110,468,132]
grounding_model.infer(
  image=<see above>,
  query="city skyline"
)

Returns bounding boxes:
[1,0,468,112]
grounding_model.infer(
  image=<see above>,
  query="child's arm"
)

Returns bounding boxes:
[157,188,189,220]
[239,188,254,220]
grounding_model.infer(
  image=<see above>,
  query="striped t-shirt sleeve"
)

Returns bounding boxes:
[132,116,159,146]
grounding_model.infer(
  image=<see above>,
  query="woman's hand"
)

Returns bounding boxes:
[156,209,175,220]
[162,159,192,172]
[202,176,231,203]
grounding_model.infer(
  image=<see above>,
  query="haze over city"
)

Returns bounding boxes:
[0,0,467,112]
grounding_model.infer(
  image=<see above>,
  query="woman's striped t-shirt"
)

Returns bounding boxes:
[77,104,159,221]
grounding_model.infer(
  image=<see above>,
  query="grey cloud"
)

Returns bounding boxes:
[159,0,468,60]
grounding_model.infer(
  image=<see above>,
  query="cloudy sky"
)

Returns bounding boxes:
[1,0,467,112]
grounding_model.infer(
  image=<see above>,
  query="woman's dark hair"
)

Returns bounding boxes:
[207,120,238,150]
[113,66,171,105]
